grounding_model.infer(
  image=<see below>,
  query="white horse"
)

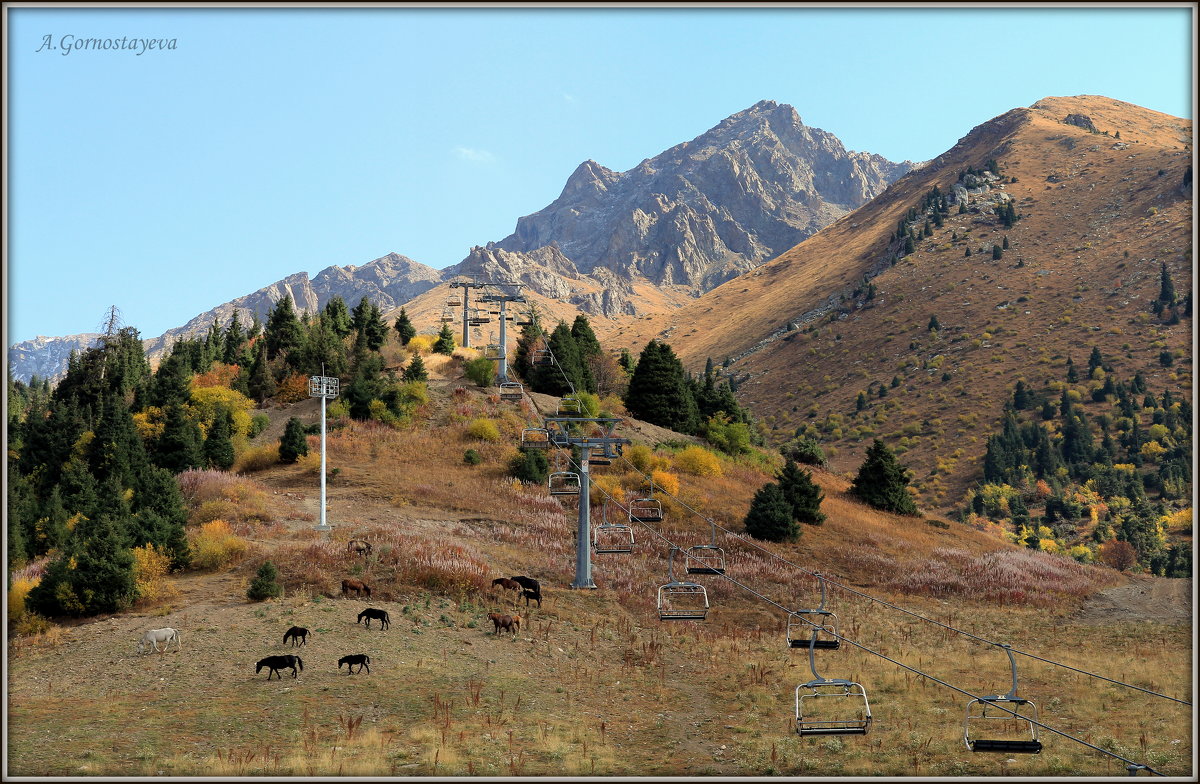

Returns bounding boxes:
[136,627,181,655]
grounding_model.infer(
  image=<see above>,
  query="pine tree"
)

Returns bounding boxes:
[624,340,699,434]
[394,308,417,346]
[778,459,825,525]
[903,235,915,255]
[1002,235,1010,250]
[1066,357,1078,383]
[964,247,972,257]
[928,315,941,331]
[571,315,602,360]
[849,439,918,516]
[992,245,1003,260]
[222,312,249,366]
[529,322,586,396]
[855,391,867,412]
[27,514,138,617]
[279,417,309,464]
[433,323,456,355]
[247,560,283,601]
[743,483,799,542]
[203,409,236,470]
[509,447,549,484]
[403,354,428,382]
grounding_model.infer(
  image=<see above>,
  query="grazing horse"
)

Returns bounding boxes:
[347,540,372,557]
[283,626,309,647]
[342,578,371,598]
[510,575,540,594]
[338,654,371,674]
[357,608,390,630]
[136,627,181,655]
[487,613,520,636]
[521,589,542,608]
[491,577,521,597]
[256,654,303,680]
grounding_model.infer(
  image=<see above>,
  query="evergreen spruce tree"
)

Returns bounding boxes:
[529,322,585,395]
[623,340,699,434]
[1159,262,1176,304]
[247,560,283,601]
[279,417,309,464]
[433,323,456,355]
[155,403,203,474]
[1002,235,1010,250]
[222,312,249,366]
[1087,346,1104,375]
[509,447,549,485]
[403,353,428,382]
[346,353,385,420]
[570,315,602,360]
[964,246,972,257]
[302,316,349,378]
[394,308,417,346]
[778,458,825,525]
[855,391,868,412]
[928,315,941,331]
[130,466,191,568]
[992,245,1003,260]
[322,296,353,339]
[618,348,636,374]
[203,409,236,470]
[247,341,275,405]
[743,483,799,543]
[27,514,137,617]
[904,235,915,255]
[849,439,919,516]
[1066,357,1078,383]
[265,296,305,361]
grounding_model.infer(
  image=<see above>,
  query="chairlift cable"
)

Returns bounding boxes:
[613,454,1192,708]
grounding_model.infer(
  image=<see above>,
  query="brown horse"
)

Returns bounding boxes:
[347,540,372,556]
[487,612,520,636]
[342,578,371,598]
[491,578,521,599]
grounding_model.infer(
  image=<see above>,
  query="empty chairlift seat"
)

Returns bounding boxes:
[657,548,708,621]
[548,471,581,496]
[963,644,1043,754]
[484,344,504,360]
[787,573,840,650]
[499,382,523,401]
[795,679,872,737]
[593,502,634,554]
[520,427,551,449]
[557,395,584,416]
[628,497,663,524]
[685,519,726,574]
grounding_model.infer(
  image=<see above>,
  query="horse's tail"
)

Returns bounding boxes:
[297,657,304,671]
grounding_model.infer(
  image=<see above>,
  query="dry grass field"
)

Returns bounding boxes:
[6,379,1192,778]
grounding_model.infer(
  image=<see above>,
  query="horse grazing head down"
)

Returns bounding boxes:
[357,608,390,630]
[342,578,371,598]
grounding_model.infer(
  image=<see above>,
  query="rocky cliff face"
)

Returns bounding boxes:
[453,100,912,297]
[7,333,103,383]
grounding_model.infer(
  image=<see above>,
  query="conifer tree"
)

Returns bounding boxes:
[1002,235,1010,250]
[265,296,304,361]
[992,245,1003,260]
[849,439,918,516]
[778,458,825,525]
[928,314,941,331]
[279,417,309,464]
[155,403,203,474]
[247,560,283,601]
[743,482,799,542]
[433,323,456,355]
[323,296,353,339]
[618,348,635,374]
[1159,262,1176,304]
[403,353,428,382]
[509,447,549,484]
[624,340,699,434]
[247,341,275,405]
[27,514,137,616]
[203,409,236,470]
[571,315,602,360]
[1066,357,1078,383]
[223,312,248,366]
[530,322,586,395]
[394,308,417,346]
[855,391,868,412]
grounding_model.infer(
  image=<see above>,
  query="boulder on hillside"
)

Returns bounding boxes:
[1063,113,1098,133]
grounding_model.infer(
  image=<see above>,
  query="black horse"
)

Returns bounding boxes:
[338,654,371,674]
[283,626,309,647]
[522,589,542,608]
[256,654,303,680]
[510,575,540,594]
[357,608,390,630]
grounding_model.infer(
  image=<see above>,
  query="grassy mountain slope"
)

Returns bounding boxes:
[603,95,1192,510]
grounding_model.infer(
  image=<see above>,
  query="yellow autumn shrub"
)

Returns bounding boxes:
[188,519,249,571]
[673,446,723,477]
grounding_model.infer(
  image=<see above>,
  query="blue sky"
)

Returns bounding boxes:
[6,5,1194,346]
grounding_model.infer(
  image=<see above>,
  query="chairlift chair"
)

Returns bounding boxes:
[657,548,709,621]
[520,427,550,449]
[592,502,634,554]
[558,395,584,416]
[548,471,581,496]
[787,573,840,650]
[446,296,462,307]
[685,519,726,575]
[963,644,1043,754]
[531,348,554,367]
[794,635,872,737]
[439,309,454,323]
[499,382,523,402]
[484,344,504,360]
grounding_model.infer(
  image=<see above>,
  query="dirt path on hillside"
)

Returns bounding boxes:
[1071,576,1191,625]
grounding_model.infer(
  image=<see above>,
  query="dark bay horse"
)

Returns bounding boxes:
[487,613,520,636]
[256,654,303,680]
[342,578,371,598]
[357,608,390,630]
[521,589,542,608]
[283,626,309,647]
[338,654,371,674]
[510,575,540,594]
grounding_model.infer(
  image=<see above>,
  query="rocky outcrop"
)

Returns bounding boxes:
[1063,113,1098,133]
[7,333,102,383]
[446,99,912,303]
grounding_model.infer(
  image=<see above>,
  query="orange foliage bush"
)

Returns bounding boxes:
[275,373,311,405]
[193,362,240,389]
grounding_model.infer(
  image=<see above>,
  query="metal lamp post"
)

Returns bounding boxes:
[308,373,340,531]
